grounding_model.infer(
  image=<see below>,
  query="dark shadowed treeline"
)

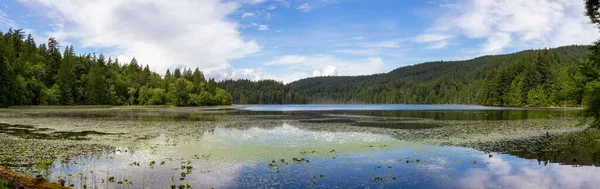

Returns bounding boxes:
[288,45,590,107]
[0,29,231,107]
[217,79,309,104]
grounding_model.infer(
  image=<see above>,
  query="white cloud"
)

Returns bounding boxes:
[423,0,600,55]
[204,64,263,81]
[482,32,512,55]
[297,3,311,12]
[258,24,269,31]
[312,65,338,77]
[263,54,385,83]
[266,5,276,10]
[241,12,255,18]
[22,0,262,75]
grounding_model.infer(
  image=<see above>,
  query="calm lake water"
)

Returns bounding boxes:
[9,105,596,189]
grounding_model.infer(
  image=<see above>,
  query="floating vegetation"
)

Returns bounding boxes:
[0,107,596,188]
[0,123,123,140]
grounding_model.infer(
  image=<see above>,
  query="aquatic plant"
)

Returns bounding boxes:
[0,178,9,189]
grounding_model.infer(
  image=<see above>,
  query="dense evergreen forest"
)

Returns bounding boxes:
[217,79,309,104]
[0,29,232,107]
[217,46,594,107]
[287,45,590,107]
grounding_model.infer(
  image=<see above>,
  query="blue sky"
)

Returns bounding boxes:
[1,0,598,83]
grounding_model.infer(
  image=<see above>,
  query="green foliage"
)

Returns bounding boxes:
[0,177,9,189]
[580,43,600,128]
[0,28,231,107]
[287,46,589,106]
[217,79,310,104]
[57,45,76,105]
[527,86,551,107]
[583,1,600,128]
[40,85,60,105]
[0,57,15,107]
[586,0,600,25]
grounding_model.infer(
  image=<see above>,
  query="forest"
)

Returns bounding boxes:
[287,45,591,107]
[0,29,232,107]
[1,27,596,111]
[218,45,592,107]
[217,79,309,104]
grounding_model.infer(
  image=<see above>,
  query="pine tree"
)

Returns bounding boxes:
[207,78,217,95]
[85,64,107,104]
[0,57,15,107]
[57,45,76,105]
[140,65,150,86]
[45,38,62,86]
[174,68,182,78]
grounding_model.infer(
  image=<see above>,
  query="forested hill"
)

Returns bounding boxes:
[287,45,590,106]
[217,79,310,104]
[0,29,232,107]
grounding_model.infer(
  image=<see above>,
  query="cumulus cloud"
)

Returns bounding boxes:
[21,0,263,75]
[421,0,599,54]
[266,5,276,10]
[264,54,384,83]
[312,66,338,77]
[297,3,311,12]
[204,64,263,81]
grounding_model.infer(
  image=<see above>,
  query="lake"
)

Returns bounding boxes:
[0,105,597,189]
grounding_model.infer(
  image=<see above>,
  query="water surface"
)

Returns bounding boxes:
[2,105,594,189]
[31,124,599,189]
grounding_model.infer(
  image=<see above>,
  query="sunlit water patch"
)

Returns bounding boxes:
[25,124,600,189]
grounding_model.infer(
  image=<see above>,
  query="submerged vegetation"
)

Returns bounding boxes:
[0,29,232,108]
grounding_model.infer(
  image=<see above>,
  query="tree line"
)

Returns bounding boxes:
[288,45,589,106]
[0,29,232,107]
[216,45,592,108]
[217,79,309,104]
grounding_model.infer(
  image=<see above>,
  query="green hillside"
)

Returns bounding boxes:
[289,45,589,106]
[223,45,591,107]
